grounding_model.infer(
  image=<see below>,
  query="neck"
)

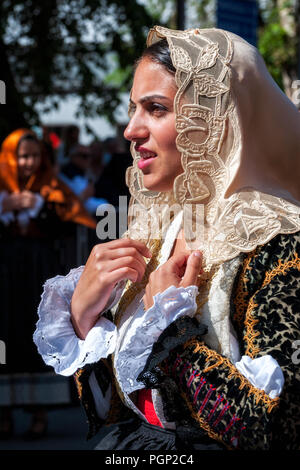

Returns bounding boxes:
[170,228,191,257]
[18,174,34,191]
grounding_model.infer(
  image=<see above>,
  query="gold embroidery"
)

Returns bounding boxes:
[262,252,300,288]
[243,251,300,358]
[244,297,260,358]
[182,391,233,450]
[233,250,256,328]
[184,339,279,413]
[73,368,84,399]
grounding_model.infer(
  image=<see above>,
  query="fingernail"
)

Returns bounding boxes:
[192,251,202,258]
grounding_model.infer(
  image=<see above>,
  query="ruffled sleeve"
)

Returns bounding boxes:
[115,284,199,394]
[33,266,121,376]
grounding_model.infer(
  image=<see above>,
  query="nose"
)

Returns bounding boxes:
[124,112,149,143]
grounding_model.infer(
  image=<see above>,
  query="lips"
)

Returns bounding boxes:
[136,146,157,170]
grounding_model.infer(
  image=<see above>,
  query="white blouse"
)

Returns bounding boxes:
[33,212,284,425]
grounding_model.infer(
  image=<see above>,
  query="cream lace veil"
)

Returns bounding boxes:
[125,26,300,267]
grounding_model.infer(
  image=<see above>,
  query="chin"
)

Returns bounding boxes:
[143,177,173,193]
[143,182,172,192]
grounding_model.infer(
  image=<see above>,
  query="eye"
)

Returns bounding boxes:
[148,102,168,116]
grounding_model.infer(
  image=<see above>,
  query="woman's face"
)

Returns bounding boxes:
[124,57,182,192]
[17,139,41,181]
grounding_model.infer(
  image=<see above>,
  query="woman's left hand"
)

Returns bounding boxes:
[19,190,38,209]
[143,251,203,310]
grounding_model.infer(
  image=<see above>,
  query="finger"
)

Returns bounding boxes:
[92,247,147,278]
[181,251,203,287]
[109,238,152,259]
[105,266,139,285]
[166,252,188,269]
[163,252,189,278]
[109,247,147,269]
[106,256,146,283]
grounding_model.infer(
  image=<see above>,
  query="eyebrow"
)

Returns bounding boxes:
[130,94,172,105]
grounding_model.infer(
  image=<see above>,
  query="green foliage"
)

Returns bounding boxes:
[258,0,297,90]
[189,0,215,27]
[0,0,160,142]
[2,0,297,142]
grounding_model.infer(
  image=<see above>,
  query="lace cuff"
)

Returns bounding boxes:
[234,355,284,399]
[33,266,118,376]
[116,284,199,394]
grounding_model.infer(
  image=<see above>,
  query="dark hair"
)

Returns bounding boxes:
[137,39,175,75]
[17,133,41,156]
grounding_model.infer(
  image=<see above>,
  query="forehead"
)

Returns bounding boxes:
[131,57,177,102]
[18,139,40,155]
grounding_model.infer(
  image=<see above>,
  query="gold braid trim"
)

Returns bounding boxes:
[73,368,84,400]
[262,252,300,288]
[244,251,300,359]
[184,339,280,413]
[244,297,260,358]
[232,250,256,328]
[181,391,234,450]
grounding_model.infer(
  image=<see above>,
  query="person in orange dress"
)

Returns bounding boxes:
[0,129,96,440]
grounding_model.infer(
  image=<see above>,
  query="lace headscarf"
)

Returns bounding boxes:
[125,26,300,267]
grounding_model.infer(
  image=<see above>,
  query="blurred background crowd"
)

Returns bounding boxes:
[1,0,300,449]
[0,123,131,443]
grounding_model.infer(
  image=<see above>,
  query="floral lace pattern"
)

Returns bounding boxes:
[125,26,300,268]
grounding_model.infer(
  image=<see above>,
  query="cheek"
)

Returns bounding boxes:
[18,160,25,171]
[165,131,181,165]
[159,124,178,151]
[33,158,41,171]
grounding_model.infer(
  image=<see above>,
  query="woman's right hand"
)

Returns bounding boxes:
[2,191,38,212]
[2,192,22,212]
[70,238,152,339]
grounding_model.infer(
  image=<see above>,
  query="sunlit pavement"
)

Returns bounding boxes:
[0,405,100,450]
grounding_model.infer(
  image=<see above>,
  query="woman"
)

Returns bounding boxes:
[0,129,96,439]
[34,27,300,450]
